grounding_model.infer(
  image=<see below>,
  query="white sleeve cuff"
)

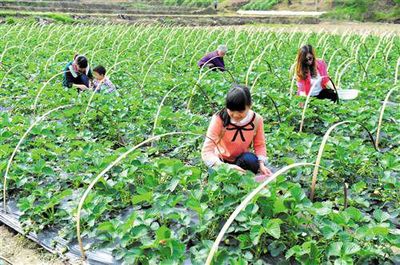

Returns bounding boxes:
[257,155,267,163]
[204,158,223,168]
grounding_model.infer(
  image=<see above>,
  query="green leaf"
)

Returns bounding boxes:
[334,259,349,265]
[290,185,306,202]
[122,248,143,265]
[97,221,115,233]
[320,225,337,239]
[268,241,286,257]
[132,191,153,204]
[345,207,363,222]
[343,242,360,255]
[156,225,171,243]
[250,225,264,245]
[373,209,391,223]
[238,234,252,249]
[130,225,148,239]
[265,219,281,239]
[370,225,389,236]
[273,198,287,214]
[285,245,302,259]
[313,202,332,216]
[327,242,343,257]
[166,178,180,192]
[352,181,366,193]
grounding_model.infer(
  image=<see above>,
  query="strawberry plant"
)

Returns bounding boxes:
[0,22,399,264]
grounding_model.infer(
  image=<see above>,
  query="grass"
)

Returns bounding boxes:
[241,0,281,11]
[0,11,75,23]
[323,0,400,22]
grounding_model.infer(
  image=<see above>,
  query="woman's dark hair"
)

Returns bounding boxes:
[218,85,252,127]
[296,44,317,80]
[93,65,106,76]
[75,55,88,69]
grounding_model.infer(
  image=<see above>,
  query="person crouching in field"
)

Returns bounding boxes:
[63,54,93,92]
[198,45,227,72]
[202,85,272,176]
[296,45,338,102]
[92,65,116,94]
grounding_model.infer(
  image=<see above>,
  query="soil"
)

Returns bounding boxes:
[0,224,70,265]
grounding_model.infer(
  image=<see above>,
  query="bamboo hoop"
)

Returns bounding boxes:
[310,120,378,201]
[2,104,73,212]
[395,56,400,85]
[162,44,178,63]
[288,62,297,97]
[140,58,162,89]
[298,75,328,133]
[363,38,384,81]
[327,48,341,73]
[84,58,130,114]
[32,71,66,112]
[206,160,349,265]
[189,39,208,67]
[334,58,353,85]
[0,255,13,265]
[0,45,22,62]
[76,132,203,259]
[0,65,19,88]
[44,48,73,74]
[375,86,398,149]
[310,121,349,201]
[205,162,314,265]
[250,72,266,93]
[151,83,185,142]
[337,59,355,89]
[223,69,237,84]
[245,59,258,87]
[199,56,223,75]
[187,67,218,111]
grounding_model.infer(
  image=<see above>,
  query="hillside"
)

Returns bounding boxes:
[0,0,398,23]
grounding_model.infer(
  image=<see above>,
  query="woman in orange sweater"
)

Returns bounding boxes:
[201,85,272,176]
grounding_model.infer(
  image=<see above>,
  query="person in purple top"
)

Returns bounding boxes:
[198,45,227,72]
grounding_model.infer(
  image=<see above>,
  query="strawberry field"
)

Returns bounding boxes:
[0,23,399,265]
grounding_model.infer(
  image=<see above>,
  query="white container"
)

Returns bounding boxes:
[337,89,359,100]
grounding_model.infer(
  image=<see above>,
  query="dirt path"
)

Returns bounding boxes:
[237,10,326,16]
[222,22,400,36]
[274,22,400,36]
[0,224,67,265]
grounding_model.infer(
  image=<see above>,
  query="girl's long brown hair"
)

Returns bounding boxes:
[296,44,317,80]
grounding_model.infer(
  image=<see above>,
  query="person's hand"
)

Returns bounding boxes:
[206,63,215,68]
[226,164,246,173]
[74,84,89,91]
[259,162,272,177]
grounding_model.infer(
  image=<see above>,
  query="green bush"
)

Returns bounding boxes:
[4,16,16,24]
[164,0,213,7]
[45,13,74,23]
[325,0,400,22]
[242,0,280,10]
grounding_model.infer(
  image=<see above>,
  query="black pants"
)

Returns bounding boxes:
[74,74,90,93]
[225,152,260,174]
[315,89,338,103]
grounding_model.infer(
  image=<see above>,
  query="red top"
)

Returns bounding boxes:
[201,111,267,167]
[297,59,330,96]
